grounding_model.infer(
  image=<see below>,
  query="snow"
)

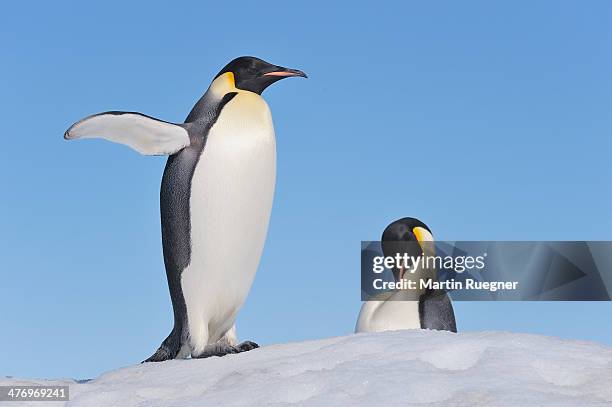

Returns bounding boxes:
[3,330,612,406]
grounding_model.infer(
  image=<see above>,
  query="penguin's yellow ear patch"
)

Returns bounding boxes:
[413,226,434,254]
[226,72,236,87]
[209,72,238,95]
[413,227,432,243]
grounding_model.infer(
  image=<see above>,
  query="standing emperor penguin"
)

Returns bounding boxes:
[65,56,306,361]
[355,217,457,333]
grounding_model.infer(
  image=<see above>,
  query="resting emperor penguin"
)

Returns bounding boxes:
[355,217,457,333]
[64,56,306,361]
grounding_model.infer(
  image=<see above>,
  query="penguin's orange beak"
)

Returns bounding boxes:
[263,68,307,78]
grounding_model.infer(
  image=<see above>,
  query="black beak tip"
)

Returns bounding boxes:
[288,68,308,78]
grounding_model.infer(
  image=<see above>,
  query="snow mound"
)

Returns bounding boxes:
[3,330,612,406]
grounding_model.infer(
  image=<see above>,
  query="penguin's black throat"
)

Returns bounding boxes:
[215,56,307,94]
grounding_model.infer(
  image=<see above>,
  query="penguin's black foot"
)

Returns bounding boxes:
[143,328,183,363]
[193,341,259,359]
[142,347,173,363]
[193,343,238,359]
[237,340,259,352]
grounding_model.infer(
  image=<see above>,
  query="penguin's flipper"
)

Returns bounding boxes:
[64,111,190,156]
[419,289,457,333]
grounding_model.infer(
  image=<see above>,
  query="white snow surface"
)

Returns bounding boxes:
[3,330,612,406]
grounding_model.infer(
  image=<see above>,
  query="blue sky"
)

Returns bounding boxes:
[1,1,611,379]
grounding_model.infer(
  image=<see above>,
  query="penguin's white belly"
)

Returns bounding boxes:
[181,93,275,351]
[355,300,421,333]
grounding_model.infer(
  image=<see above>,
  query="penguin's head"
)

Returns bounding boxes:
[215,56,307,94]
[381,217,434,281]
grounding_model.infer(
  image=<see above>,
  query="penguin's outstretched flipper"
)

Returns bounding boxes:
[64,111,190,156]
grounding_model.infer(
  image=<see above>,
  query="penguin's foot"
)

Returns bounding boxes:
[193,341,259,359]
[143,327,183,363]
[236,340,259,352]
[143,347,173,363]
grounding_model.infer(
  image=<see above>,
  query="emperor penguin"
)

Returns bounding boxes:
[64,56,306,361]
[355,217,457,333]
